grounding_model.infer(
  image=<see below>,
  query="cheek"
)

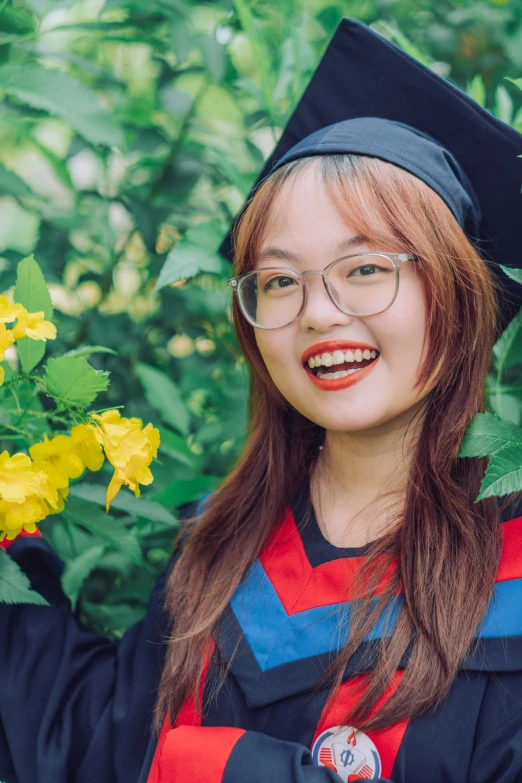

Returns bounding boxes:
[378,281,429,387]
[254,331,293,377]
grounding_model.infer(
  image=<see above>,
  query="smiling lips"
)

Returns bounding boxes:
[301,340,380,391]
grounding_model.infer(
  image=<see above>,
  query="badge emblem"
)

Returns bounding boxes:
[311,725,382,781]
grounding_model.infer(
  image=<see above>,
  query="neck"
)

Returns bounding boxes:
[313,399,427,547]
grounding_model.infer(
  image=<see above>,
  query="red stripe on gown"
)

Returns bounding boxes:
[0,528,42,549]
[498,516,522,582]
[259,509,397,613]
[311,672,408,781]
[147,639,246,783]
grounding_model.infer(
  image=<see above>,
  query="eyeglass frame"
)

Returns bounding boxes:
[227,252,419,330]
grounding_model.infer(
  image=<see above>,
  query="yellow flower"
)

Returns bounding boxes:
[0,323,15,360]
[0,295,25,324]
[0,496,49,541]
[91,409,160,511]
[0,451,48,503]
[29,434,85,490]
[70,423,105,472]
[11,310,57,341]
[0,450,52,540]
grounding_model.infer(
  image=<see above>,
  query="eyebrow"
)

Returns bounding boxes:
[254,234,371,266]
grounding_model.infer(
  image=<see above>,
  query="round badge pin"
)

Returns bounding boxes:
[311,725,382,781]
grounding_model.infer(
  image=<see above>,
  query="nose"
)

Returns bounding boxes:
[299,270,356,331]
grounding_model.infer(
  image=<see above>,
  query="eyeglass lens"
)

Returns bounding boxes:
[238,254,398,328]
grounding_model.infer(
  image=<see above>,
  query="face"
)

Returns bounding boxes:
[252,163,435,435]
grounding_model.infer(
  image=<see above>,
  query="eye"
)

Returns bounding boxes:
[349,264,389,277]
[264,275,298,291]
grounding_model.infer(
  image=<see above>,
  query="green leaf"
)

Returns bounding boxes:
[157,425,195,468]
[459,412,522,458]
[0,163,31,197]
[467,74,486,107]
[154,220,225,291]
[136,362,190,436]
[500,265,522,287]
[14,254,53,373]
[62,496,142,565]
[371,18,431,66]
[476,442,522,501]
[69,483,177,525]
[494,85,513,124]
[152,475,220,507]
[61,544,106,610]
[81,599,145,638]
[493,309,522,372]
[0,549,49,605]
[0,64,123,148]
[505,77,522,93]
[43,356,110,406]
[61,346,118,359]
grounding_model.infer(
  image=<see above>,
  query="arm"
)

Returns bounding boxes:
[152,725,392,783]
[0,532,175,783]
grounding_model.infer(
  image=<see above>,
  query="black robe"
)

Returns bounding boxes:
[2,487,522,783]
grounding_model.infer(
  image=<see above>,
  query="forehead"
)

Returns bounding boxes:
[254,164,386,267]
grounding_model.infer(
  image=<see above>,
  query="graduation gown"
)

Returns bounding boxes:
[2,486,522,783]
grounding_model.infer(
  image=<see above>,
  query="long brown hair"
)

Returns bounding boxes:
[155,153,517,733]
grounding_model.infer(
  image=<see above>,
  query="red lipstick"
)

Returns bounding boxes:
[301,340,380,392]
[301,340,379,365]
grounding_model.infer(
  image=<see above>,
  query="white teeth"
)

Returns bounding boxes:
[317,368,362,379]
[305,348,379,368]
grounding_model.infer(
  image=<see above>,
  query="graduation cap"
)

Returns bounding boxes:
[219,17,522,329]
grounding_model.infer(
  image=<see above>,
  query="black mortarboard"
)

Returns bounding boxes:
[219,17,522,328]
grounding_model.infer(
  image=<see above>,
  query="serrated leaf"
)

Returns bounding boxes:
[69,483,177,525]
[0,64,123,148]
[43,356,110,406]
[459,412,522,458]
[61,346,118,359]
[62,496,142,564]
[136,362,190,436]
[61,544,106,611]
[154,220,225,291]
[477,442,522,501]
[0,549,49,605]
[14,254,53,373]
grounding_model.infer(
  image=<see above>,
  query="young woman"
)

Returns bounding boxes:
[2,17,522,783]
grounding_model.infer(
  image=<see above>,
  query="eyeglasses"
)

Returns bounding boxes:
[227,252,418,330]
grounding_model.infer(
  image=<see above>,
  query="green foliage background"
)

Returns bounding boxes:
[1,0,522,636]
